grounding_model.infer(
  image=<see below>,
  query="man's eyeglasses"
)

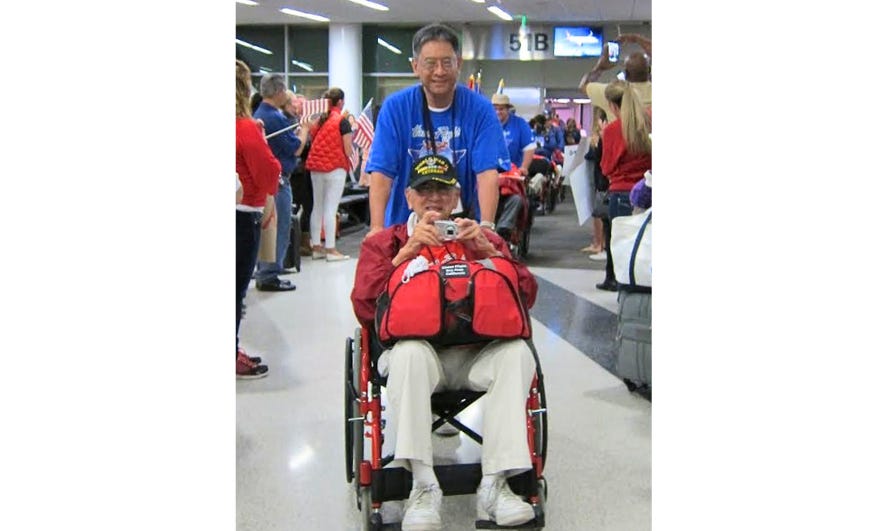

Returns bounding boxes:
[417,57,457,72]
[414,182,455,195]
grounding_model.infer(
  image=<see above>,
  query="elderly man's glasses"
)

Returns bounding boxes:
[414,182,454,195]
[417,57,457,72]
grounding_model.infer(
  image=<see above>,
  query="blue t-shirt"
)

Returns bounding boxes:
[253,102,301,176]
[366,84,510,226]
[501,114,534,169]
[533,128,560,160]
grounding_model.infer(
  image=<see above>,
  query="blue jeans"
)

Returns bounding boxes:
[608,192,633,220]
[256,180,293,283]
[236,210,262,353]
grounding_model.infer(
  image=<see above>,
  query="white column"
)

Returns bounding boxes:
[328,23,363,116]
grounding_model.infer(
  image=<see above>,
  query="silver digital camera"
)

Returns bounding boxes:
[434,220,459,241]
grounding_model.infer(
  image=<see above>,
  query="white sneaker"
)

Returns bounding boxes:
[476,476,535,526]
[325,252,350,262]
[402,483,443,531]
[588,251,607,261]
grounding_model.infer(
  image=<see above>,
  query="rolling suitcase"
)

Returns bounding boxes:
[615,290,651,395]
[283,204,303,272]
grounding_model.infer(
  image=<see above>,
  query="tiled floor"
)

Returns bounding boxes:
[236,193,650,530]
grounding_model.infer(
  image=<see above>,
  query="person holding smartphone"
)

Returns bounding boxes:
[578,34,652,120]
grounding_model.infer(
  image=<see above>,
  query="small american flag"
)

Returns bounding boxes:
[300,98,329,125]
[348,144,360,174]
[348,99,374,174]
[353,98,374,152]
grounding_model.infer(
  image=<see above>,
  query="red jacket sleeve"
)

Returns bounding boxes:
[239,120,281,197]
[350,229,402,329]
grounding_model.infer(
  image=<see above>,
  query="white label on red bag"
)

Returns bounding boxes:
[439,263,470,278]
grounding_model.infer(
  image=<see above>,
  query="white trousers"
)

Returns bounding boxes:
[309,168,347,250]
[378,339,537,475]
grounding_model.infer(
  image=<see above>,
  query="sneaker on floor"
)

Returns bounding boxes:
[312,250,326,259]
[325,251,350,262]
[476,476,535,526]
[236,351,269,379]
[588,251,607,261]
[402,484,443,531]
[237,347,262,365]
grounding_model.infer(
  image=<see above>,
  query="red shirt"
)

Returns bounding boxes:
[236,117,281,208]
[600,117,652,193]
[350,224,538,329]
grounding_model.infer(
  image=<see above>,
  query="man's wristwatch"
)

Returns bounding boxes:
[480,221,495,230]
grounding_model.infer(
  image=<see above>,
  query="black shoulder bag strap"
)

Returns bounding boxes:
[628,212,651,286]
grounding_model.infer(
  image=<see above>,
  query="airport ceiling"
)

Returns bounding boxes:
[236,0,651,26]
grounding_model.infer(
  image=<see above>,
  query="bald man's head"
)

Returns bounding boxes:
[624,52,651,83]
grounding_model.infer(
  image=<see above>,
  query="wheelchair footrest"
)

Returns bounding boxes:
[475,516,543,529]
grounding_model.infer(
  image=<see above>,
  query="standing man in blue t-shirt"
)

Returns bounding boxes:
[365,23,510,236]
[253,74,311,292]
[491,93,534,176]
[490,93,534,243]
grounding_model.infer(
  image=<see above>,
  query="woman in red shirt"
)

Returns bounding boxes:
[597,80,651,291]
[235,59,281,378]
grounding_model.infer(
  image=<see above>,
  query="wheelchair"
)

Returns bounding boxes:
[526,156,559,216]
[495,165,535,261]
[344,326,549,530]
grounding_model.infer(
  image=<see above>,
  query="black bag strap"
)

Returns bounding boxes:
[628,212,651,286]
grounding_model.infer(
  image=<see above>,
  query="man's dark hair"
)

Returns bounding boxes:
[412,23,460,57]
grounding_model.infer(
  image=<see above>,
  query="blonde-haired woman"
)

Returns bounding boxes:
[235,59,281,377]
[305,87,354,261]
[596,80,652,291]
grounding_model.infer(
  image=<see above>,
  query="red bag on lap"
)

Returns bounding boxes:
[376,254,531,346]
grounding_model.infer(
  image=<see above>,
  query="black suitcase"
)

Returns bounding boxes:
[283,204,303,272]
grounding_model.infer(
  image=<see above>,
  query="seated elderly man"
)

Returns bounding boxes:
[351,154,539,531]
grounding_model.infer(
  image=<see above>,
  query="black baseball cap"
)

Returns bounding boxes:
[409,154,459,189]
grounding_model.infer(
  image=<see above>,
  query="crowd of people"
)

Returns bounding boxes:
[235,21,652,529]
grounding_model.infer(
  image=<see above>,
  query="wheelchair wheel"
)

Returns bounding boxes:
[518,226,530,260]
[545,183,557,214]
[535,374,548,469]
[344,329,363,484]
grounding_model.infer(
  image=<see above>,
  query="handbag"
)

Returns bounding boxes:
[258,194,277,263]
[611,210,651,289]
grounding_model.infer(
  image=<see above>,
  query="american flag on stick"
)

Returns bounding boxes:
[353,98,374,151]
[349,98,375,173]
[300,98,329,125]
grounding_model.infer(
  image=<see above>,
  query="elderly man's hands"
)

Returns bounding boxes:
[455,218,501,258]
[391,211,442,266]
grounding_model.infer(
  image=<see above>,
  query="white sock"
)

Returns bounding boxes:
[410,460,439,488]
[480,472,503,488]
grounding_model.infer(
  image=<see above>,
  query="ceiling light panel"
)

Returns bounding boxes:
[347,0,390,11]
[377,37,402,55]
[487,6,513,21]
[279,8,330,22]
[236,38,273,55]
